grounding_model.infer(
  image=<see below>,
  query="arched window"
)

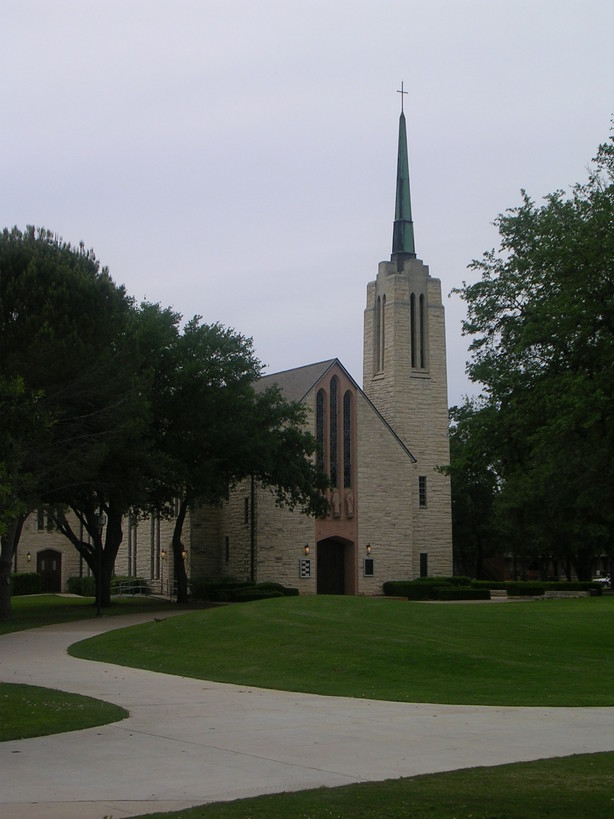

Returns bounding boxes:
[316,388,326,474]
[329,376,338,487]
[343,390,352,488]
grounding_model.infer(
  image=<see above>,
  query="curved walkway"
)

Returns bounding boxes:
[1,612,614,819]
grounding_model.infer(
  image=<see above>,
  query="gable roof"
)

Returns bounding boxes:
[255,358,416,463]
[255,359,337,403]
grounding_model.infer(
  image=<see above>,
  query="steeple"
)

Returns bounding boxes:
[391,85,416,264]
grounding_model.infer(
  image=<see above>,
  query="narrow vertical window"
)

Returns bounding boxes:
[128,515,137,576]
[375,296,381,372]
[316,389,325,473]
[151,516,161,580]
[225,536,230,564]
[329,376,338,487]
[419,476,427,507]
[37,507,45,531]
[343,390,352,488]
[419,293,426,369]
[381,294,386,370]
[244,497,249,525]
[420,552,428,578]
[410,293,416,368]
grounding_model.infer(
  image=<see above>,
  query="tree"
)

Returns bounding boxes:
[446,400,500,578]
[0,227,137,617]
[146,312,329,603]
[454,134,614,579]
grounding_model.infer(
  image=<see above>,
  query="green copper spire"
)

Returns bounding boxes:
[391,91,416,264]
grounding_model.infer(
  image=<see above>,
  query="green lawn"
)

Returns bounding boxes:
[132,752,614,818]
[0,682,127,741]
[4,594,614,816]
[70,594,614,706]
[0,593,176,635]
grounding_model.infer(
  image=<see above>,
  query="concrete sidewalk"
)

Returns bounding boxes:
[1,612,613,819]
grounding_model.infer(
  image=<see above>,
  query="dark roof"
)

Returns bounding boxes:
[255,359,337,403]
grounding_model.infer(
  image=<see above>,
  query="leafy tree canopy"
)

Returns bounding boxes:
[453,134,614,579]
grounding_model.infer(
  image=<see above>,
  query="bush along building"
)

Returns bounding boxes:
[15,103,453,596]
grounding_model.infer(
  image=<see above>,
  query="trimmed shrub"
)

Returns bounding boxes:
[471,580,509,590]
[10,572,41,596]
[234,588,285,602]
[415,575,472,587]
[67,576,96,596]
[543,581,602,592]
[382,581,437,600]
[190,578,299,602]
[506,582,545,597]
[437,587,491,601]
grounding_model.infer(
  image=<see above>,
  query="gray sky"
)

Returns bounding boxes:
[2,0,612,407]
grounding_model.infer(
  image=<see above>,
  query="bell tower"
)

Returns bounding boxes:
[363,89,452,577]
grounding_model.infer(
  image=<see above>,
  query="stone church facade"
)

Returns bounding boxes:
[187,105,452,593]
[15,107,453,595]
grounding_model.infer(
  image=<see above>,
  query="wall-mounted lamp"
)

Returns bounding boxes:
[304,544,310,556]
[366,543,372,556]
[181,548,187,560]
[161,548,167,560]
[26,551,31,563]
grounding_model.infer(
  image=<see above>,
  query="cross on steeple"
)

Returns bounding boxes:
[397,81,408,113]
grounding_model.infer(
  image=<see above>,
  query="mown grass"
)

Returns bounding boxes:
[0,682,127,741]
[0,593,176,635]
[70,594,614,706]
[133,752,614,818]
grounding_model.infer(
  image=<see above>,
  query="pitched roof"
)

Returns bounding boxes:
[254,359,337,403]
[255,358,416,462]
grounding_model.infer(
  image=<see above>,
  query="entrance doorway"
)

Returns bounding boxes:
[317,538,353,595]
[37,549,62,592]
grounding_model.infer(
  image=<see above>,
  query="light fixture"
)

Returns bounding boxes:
[161,548,167,560]
[304,544,310,556]
[181,548,187,560]
[366,543,372,556]
[26,551,31,563]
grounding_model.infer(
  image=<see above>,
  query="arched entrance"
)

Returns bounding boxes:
[37,549,62,592]
[316,537,355,595]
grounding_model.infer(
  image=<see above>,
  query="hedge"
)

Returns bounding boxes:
[414,575,472,587]
[437,587,491,601]
[191,578,299,602]
[67,576,96,596]
[10,572,42,596]
[505,582,545,596]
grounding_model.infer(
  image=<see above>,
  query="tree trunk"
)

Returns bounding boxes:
[172,497,189,604]
[99,503,125,608]
[0,516,26,621]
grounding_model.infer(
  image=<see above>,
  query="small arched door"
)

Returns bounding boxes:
[37,549,62,592]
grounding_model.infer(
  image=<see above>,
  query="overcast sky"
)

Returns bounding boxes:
[2,0,612,407]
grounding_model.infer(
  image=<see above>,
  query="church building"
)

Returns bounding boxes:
[187,102,453,594]
[14,103,453,595]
